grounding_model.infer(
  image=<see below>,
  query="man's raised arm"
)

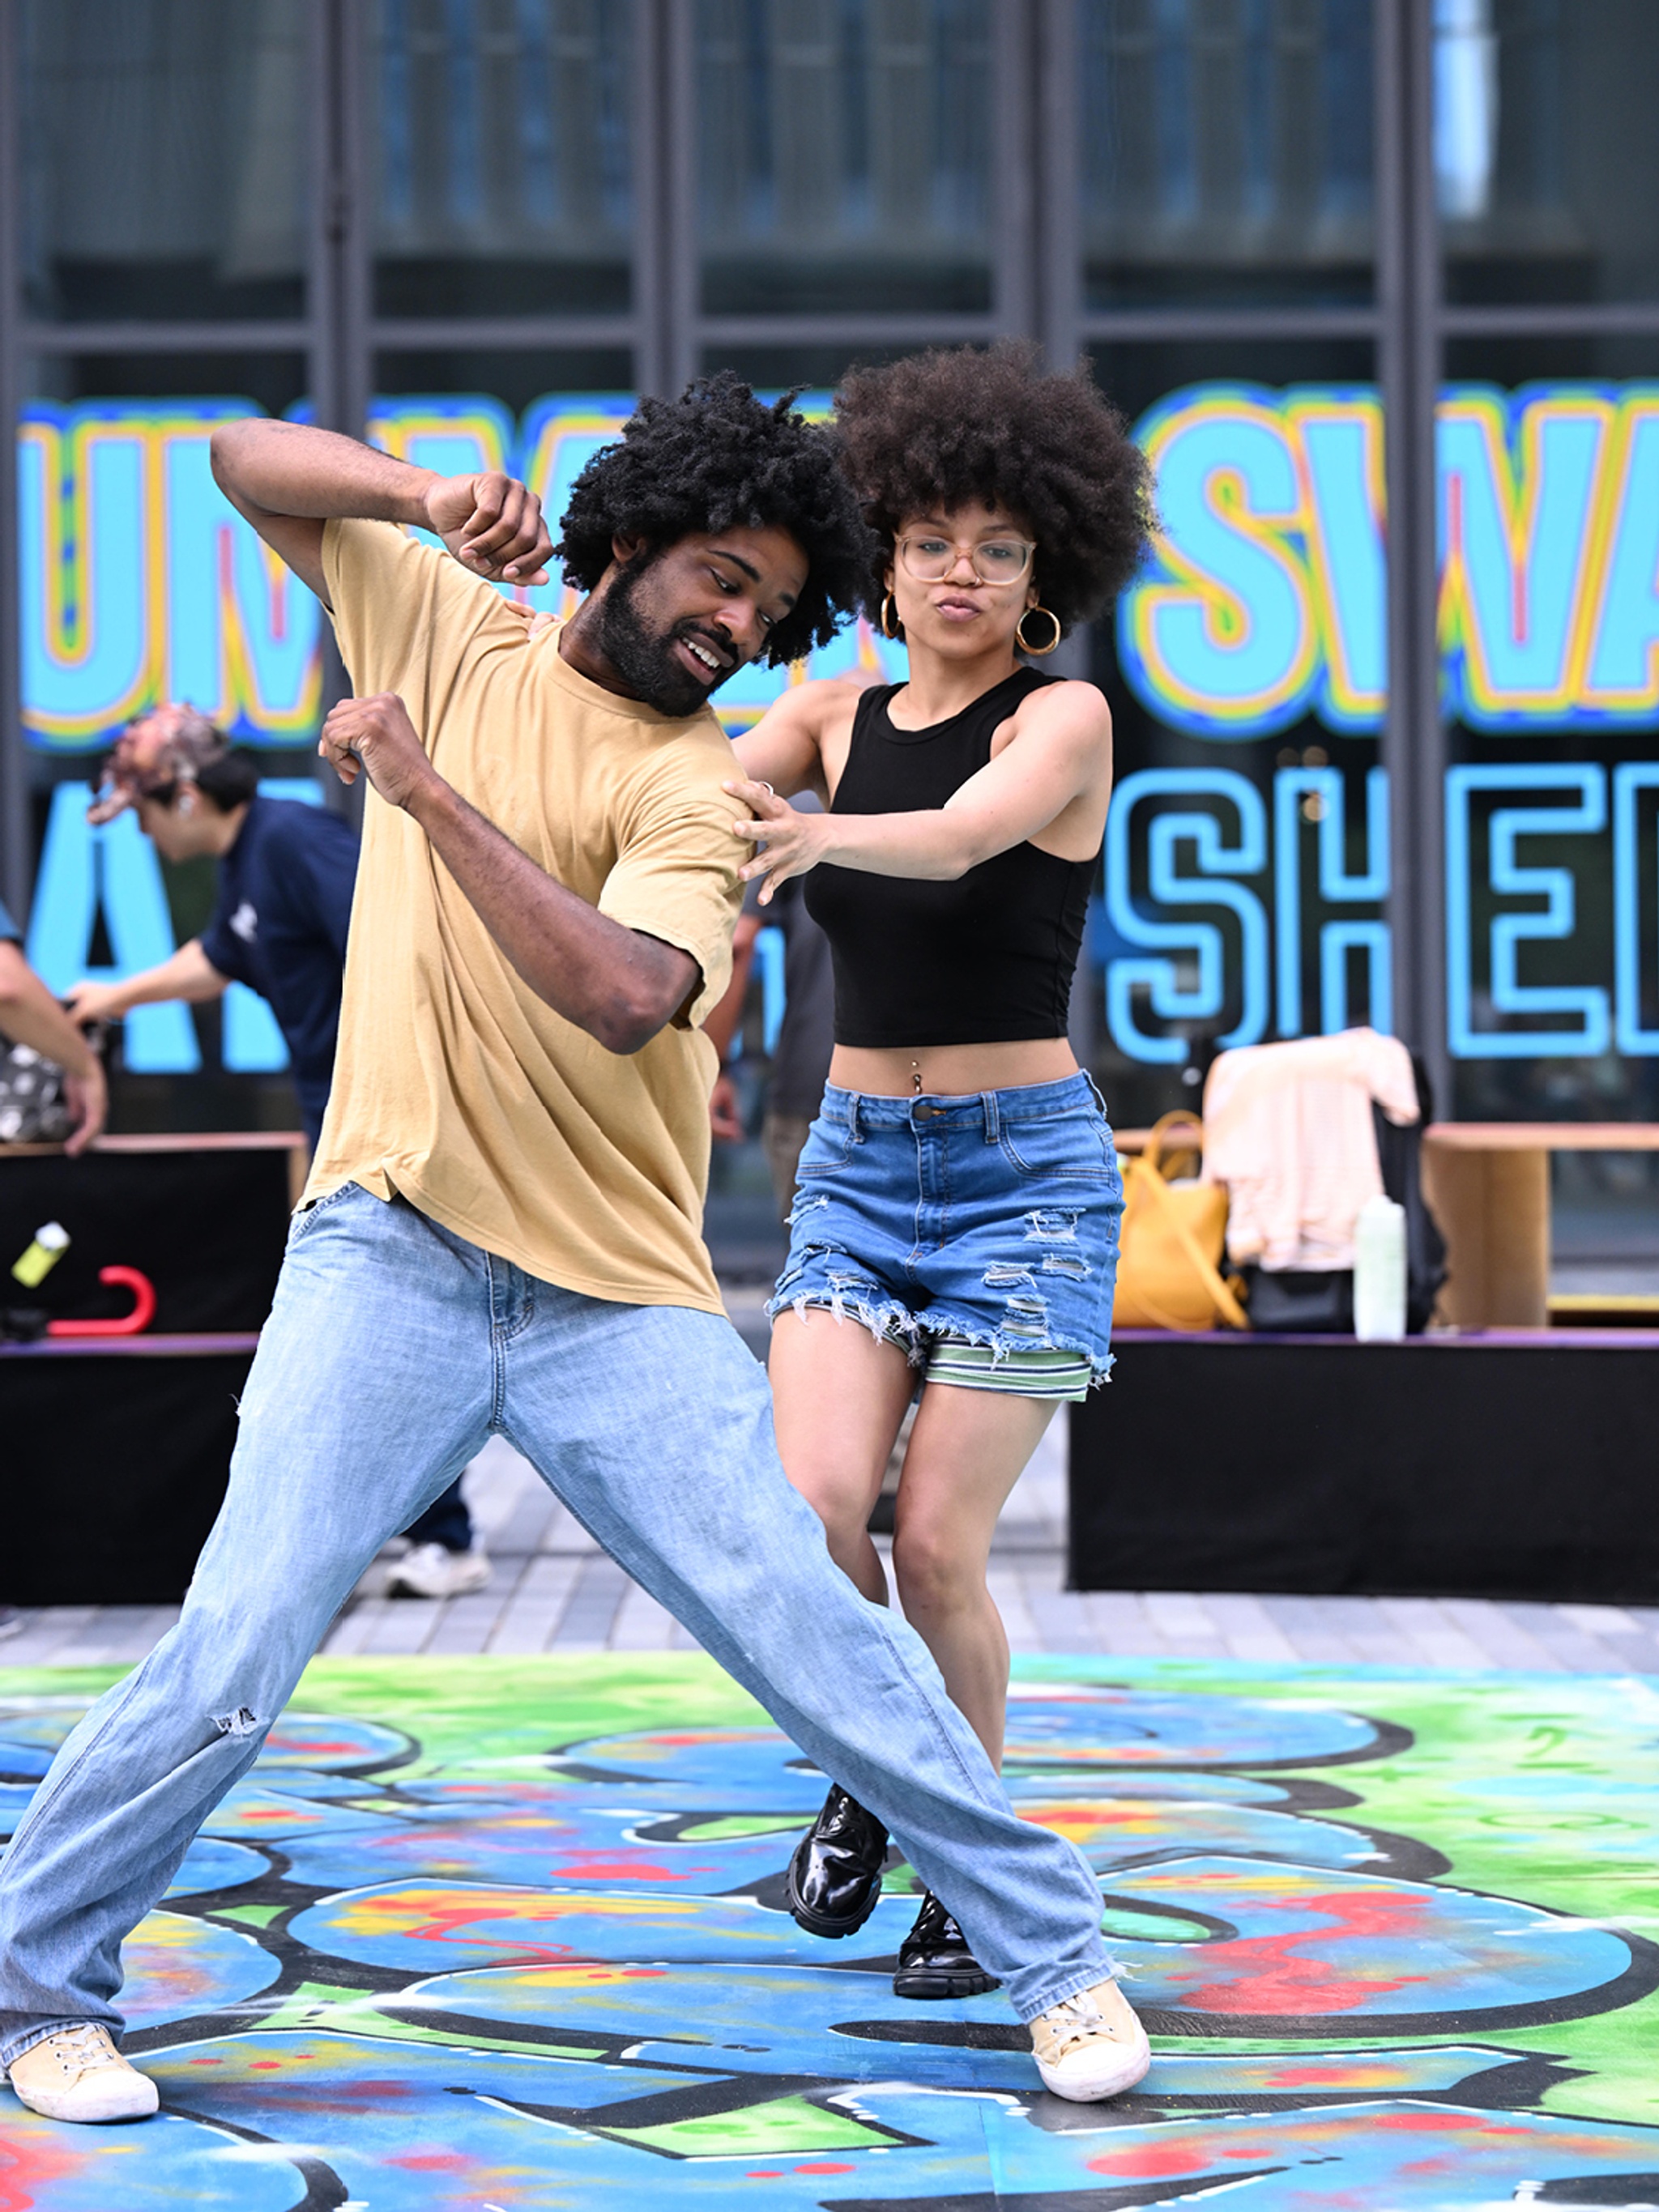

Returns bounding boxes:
[209,418,553,608]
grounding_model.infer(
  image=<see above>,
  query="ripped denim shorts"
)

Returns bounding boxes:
[765,1072,1122,1400]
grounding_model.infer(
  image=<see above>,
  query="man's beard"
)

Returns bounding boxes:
[594,557,740,717]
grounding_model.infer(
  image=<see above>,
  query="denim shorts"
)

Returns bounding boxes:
[766,1072,1122,1398]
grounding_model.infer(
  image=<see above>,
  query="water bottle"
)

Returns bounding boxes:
[1353,1194,1407,1340]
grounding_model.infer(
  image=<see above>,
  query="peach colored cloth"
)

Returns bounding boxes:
[1201,1029,1420,1272]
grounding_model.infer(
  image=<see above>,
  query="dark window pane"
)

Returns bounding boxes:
[1081,0,1375,309]
[697,0,992,317]
[20,0,308,324]
[373,348,633,418]
[1437,0,1659,306]
[697,339,923,389]
[24,352,309,418]
[370,0,635,318]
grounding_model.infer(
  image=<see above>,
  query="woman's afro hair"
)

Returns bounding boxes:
[554,374,876,667]
[834,343,1156,637]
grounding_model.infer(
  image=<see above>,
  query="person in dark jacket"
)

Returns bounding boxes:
[72,705,488,1597]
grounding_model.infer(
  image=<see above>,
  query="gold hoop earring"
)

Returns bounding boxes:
[1017,605,1062,657]
[881,592,902,641]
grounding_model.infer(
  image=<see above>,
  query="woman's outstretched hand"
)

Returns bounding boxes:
[725,778,834,904]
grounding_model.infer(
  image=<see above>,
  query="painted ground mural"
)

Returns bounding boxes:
[2,1652,1659,2208]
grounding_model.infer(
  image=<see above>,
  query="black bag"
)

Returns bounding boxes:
[1243,1055,1448,1336]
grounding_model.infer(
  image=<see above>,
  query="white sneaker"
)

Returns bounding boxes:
[385,1542,492,1599]
[6,2023,160,2122]
[1030,1975,1150,2101]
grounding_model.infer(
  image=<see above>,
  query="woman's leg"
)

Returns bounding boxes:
[767,1306,916,1605]
[890,1382,1059,1767]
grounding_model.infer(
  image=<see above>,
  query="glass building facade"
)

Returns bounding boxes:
[2,0,1659,1149]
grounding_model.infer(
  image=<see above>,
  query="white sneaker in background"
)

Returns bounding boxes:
[0,1607,23,1642]
[6,2024,159,2122]
[385,1542,492,1599]
[1029,1975,1150,2101]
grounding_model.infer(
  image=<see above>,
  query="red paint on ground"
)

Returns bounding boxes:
[1182,1889,1436,2014]
[551,1856,680,1882]
[0,2132,83,2212]
[1089,2141,1212,2179]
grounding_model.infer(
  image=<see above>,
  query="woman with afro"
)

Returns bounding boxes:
[726,345,1154,2030]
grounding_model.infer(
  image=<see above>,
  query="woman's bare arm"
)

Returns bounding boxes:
[727,680,1111,901]
[729,678,870,805]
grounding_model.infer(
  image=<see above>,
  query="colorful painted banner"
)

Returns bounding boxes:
[32,380,1659,749]
[1120,379,1659,735]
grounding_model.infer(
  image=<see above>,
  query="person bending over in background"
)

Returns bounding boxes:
[728,343,1153,2003]
[0,377,1142,2129]
[71,710,488,1597]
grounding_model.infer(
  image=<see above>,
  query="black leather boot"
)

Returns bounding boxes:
[893,1890,1000,1999]
[785,1784,889,1937]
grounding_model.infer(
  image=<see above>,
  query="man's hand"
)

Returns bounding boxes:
[64,978,128,1025]
[710,1072,745,1142]
[320,693,436,811]
[725,778,835,905]
[424,473,553,586]
[62,1058,107,1157]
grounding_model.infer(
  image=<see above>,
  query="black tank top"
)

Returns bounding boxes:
[803,668,1098,1048]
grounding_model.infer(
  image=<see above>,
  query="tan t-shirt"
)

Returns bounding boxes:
[304,518,742,1314]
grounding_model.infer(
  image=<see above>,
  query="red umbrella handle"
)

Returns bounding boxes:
[46,1266,157,1338]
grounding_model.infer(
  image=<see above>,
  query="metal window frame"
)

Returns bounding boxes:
[0,0,1648,1100]
[1376,0,1448,1112]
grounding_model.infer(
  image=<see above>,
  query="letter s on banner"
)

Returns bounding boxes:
[1118,389,1319,740]
[1104,769,1269,1065]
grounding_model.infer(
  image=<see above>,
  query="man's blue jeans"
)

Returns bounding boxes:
[0,1187,1112,2065]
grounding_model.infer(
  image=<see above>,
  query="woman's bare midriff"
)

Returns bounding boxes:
[829,1037,1079,1098]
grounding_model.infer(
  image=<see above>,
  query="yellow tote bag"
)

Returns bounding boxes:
[1112,1114,1248,1332]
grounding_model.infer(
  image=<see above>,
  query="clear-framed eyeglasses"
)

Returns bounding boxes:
[896,532,1036,586]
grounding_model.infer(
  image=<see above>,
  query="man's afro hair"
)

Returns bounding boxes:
[834,343,1156,637]
[555,374,875,667]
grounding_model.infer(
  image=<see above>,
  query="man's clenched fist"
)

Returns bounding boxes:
[319,693,433,811]
[424,471,552,585]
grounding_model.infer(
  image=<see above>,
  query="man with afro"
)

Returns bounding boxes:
[0,377,1129,2124]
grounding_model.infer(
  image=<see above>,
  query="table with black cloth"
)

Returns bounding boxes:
[1070,1328,1659,1604]
[1,1135,300,1605]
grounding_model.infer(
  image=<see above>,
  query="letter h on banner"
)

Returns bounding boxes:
[1273,766,1392,1038]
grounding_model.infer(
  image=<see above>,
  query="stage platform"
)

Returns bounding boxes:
[1,1135,295,1605]
[1071,1327,1659,1605]
[2,1651,1659,2207]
